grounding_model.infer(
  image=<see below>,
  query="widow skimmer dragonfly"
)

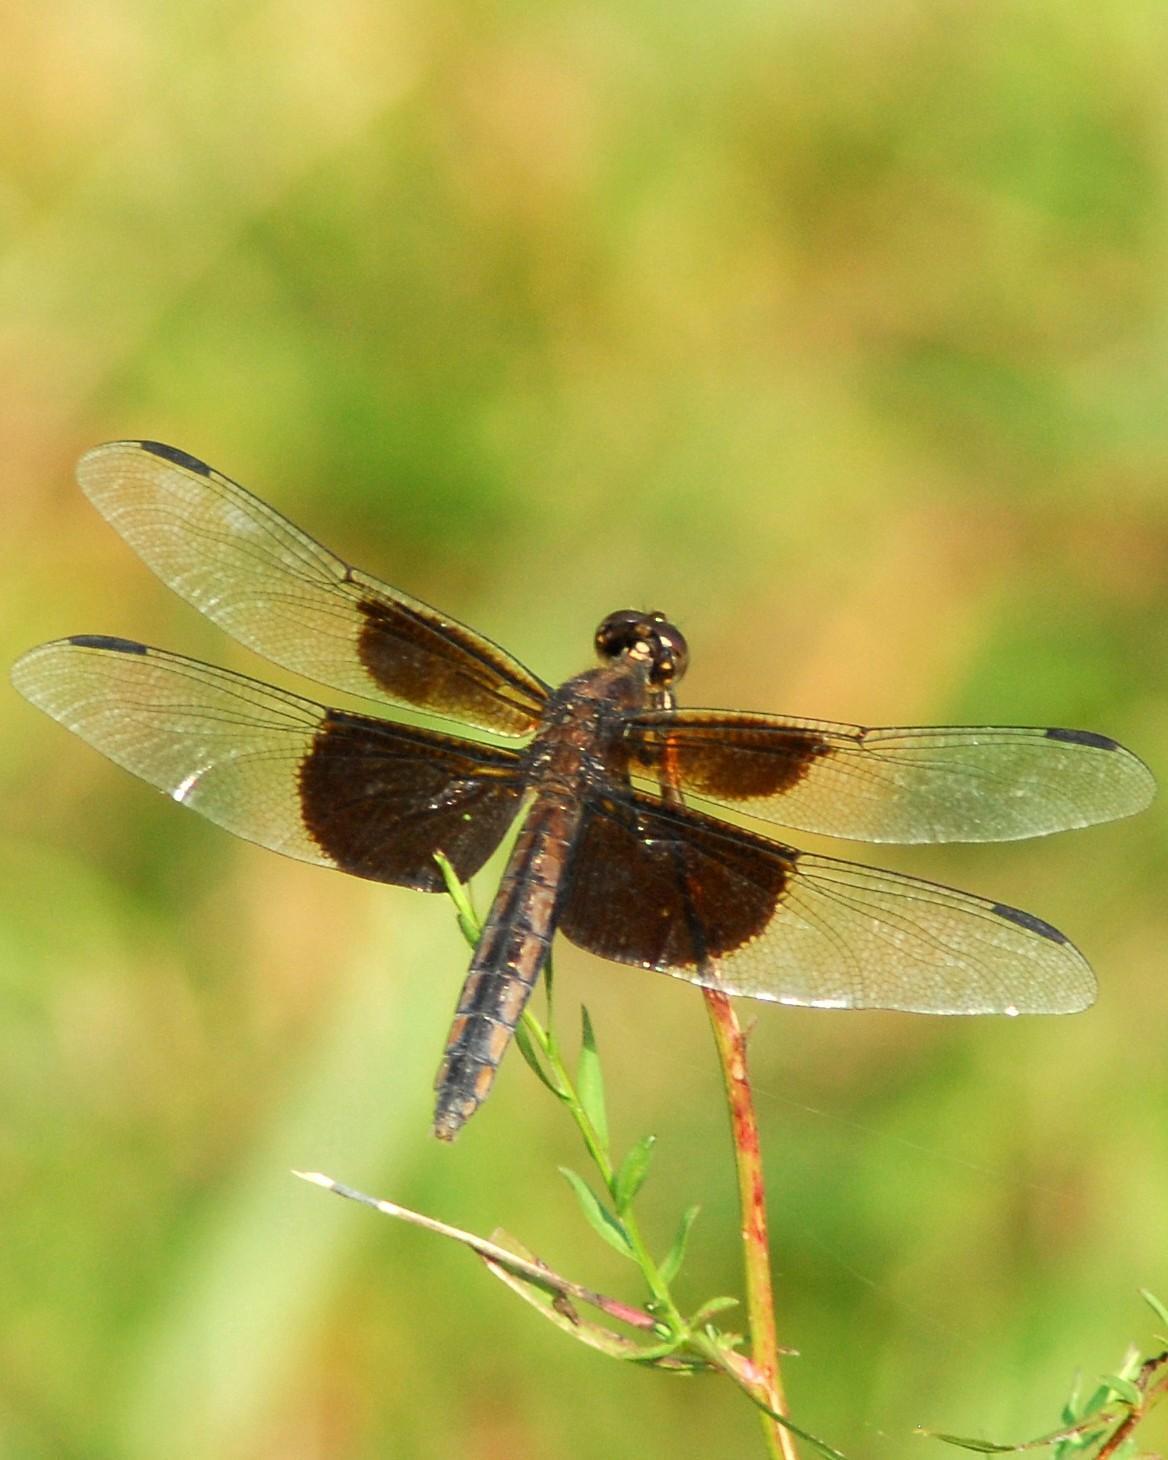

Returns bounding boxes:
[12,442,1155,1138]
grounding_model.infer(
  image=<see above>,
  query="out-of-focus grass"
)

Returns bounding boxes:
[2,2,1166,1457]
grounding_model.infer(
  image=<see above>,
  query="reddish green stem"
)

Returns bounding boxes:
[703,987,796,1460]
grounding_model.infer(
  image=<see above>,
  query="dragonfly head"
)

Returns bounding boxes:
[594,610,689,688]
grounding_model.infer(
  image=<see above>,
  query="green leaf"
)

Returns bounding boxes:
[1072,1378,1116,1422]
[690,1295,740,1327]
[480,1231,697,1366]
[1114,1341,1144,1382]
[1099,1370,1141,1407]
[485,1259,703,1368]
[542,951,556,1007]
[1140,1287,1168,1328]
[924,1416,1110,1453]
[770,1417,850,1460]
[658,1204,700,1286]
[1059,1369,1082,1425]
[576,1006,609,1152]
[559,1166,634,1259]
[613,1134,656,1213]
[926,1435,1022,1453]
[433,852,481,946]
[514,1019,562,1096]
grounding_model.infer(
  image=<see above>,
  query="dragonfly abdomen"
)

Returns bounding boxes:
[433,798,579,1139]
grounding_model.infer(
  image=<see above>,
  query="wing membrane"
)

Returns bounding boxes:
[12,637,525,890]
[626,710,1155,843]
[559,790,1095,1014]
[76,441,549,735]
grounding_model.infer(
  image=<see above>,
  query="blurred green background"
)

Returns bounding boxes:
[3,2,1167,1456]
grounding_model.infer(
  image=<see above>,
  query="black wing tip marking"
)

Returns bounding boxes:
[1044,726,1122,752]
[989,902,1070,945]
[137,441,214,476]
[65,634,149,655]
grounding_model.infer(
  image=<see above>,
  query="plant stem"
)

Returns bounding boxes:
[293,1170,664,1330]
[521,1009,685,1325]
[703,987,796,1460]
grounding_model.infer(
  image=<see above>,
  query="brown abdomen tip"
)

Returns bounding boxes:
[433,1112,464,1142]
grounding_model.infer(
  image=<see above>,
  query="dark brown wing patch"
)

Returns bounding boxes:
[629,714,830,800]
[76,441,549,736]
[559,792,792,971]
[625,710,1155,844]
[12,638,525,892]
[354,596,544,738]
[558,789,1096,1014]
[300,709,525,889]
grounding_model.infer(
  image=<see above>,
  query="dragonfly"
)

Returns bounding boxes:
[11,442,1156,1138]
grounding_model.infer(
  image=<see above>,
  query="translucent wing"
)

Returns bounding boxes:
[76,441,549,735]
[625,710,1155,843]
[559,790,1096,1014]
[13,637,525,891]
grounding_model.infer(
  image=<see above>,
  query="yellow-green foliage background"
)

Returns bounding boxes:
[3,3,1167,1457]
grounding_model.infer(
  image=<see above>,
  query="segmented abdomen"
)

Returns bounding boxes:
[433,797,579,1139]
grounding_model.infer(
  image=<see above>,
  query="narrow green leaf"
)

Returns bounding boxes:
[559,1166,634,1258]
[1140,1288,1168,1328]
[433,852,481,946]
[1072,1378,1115,1421]
[658,1204,700,1286]
[485,1253,701,1367]
[924,1417,1109,1453]
[514,1020,561,1096]
[1099,1370,1141,1407]
[771,1417,850,1460]
[1059,1369,1082,1425]
[926,1435,1021,1453]
[479,1231,677,1363]
[690,1295,740,1327]
[542,951,556,1007]
[576,1006,609,1152]
[613,1134,656,1213]
[1115,1341,1144,1382]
